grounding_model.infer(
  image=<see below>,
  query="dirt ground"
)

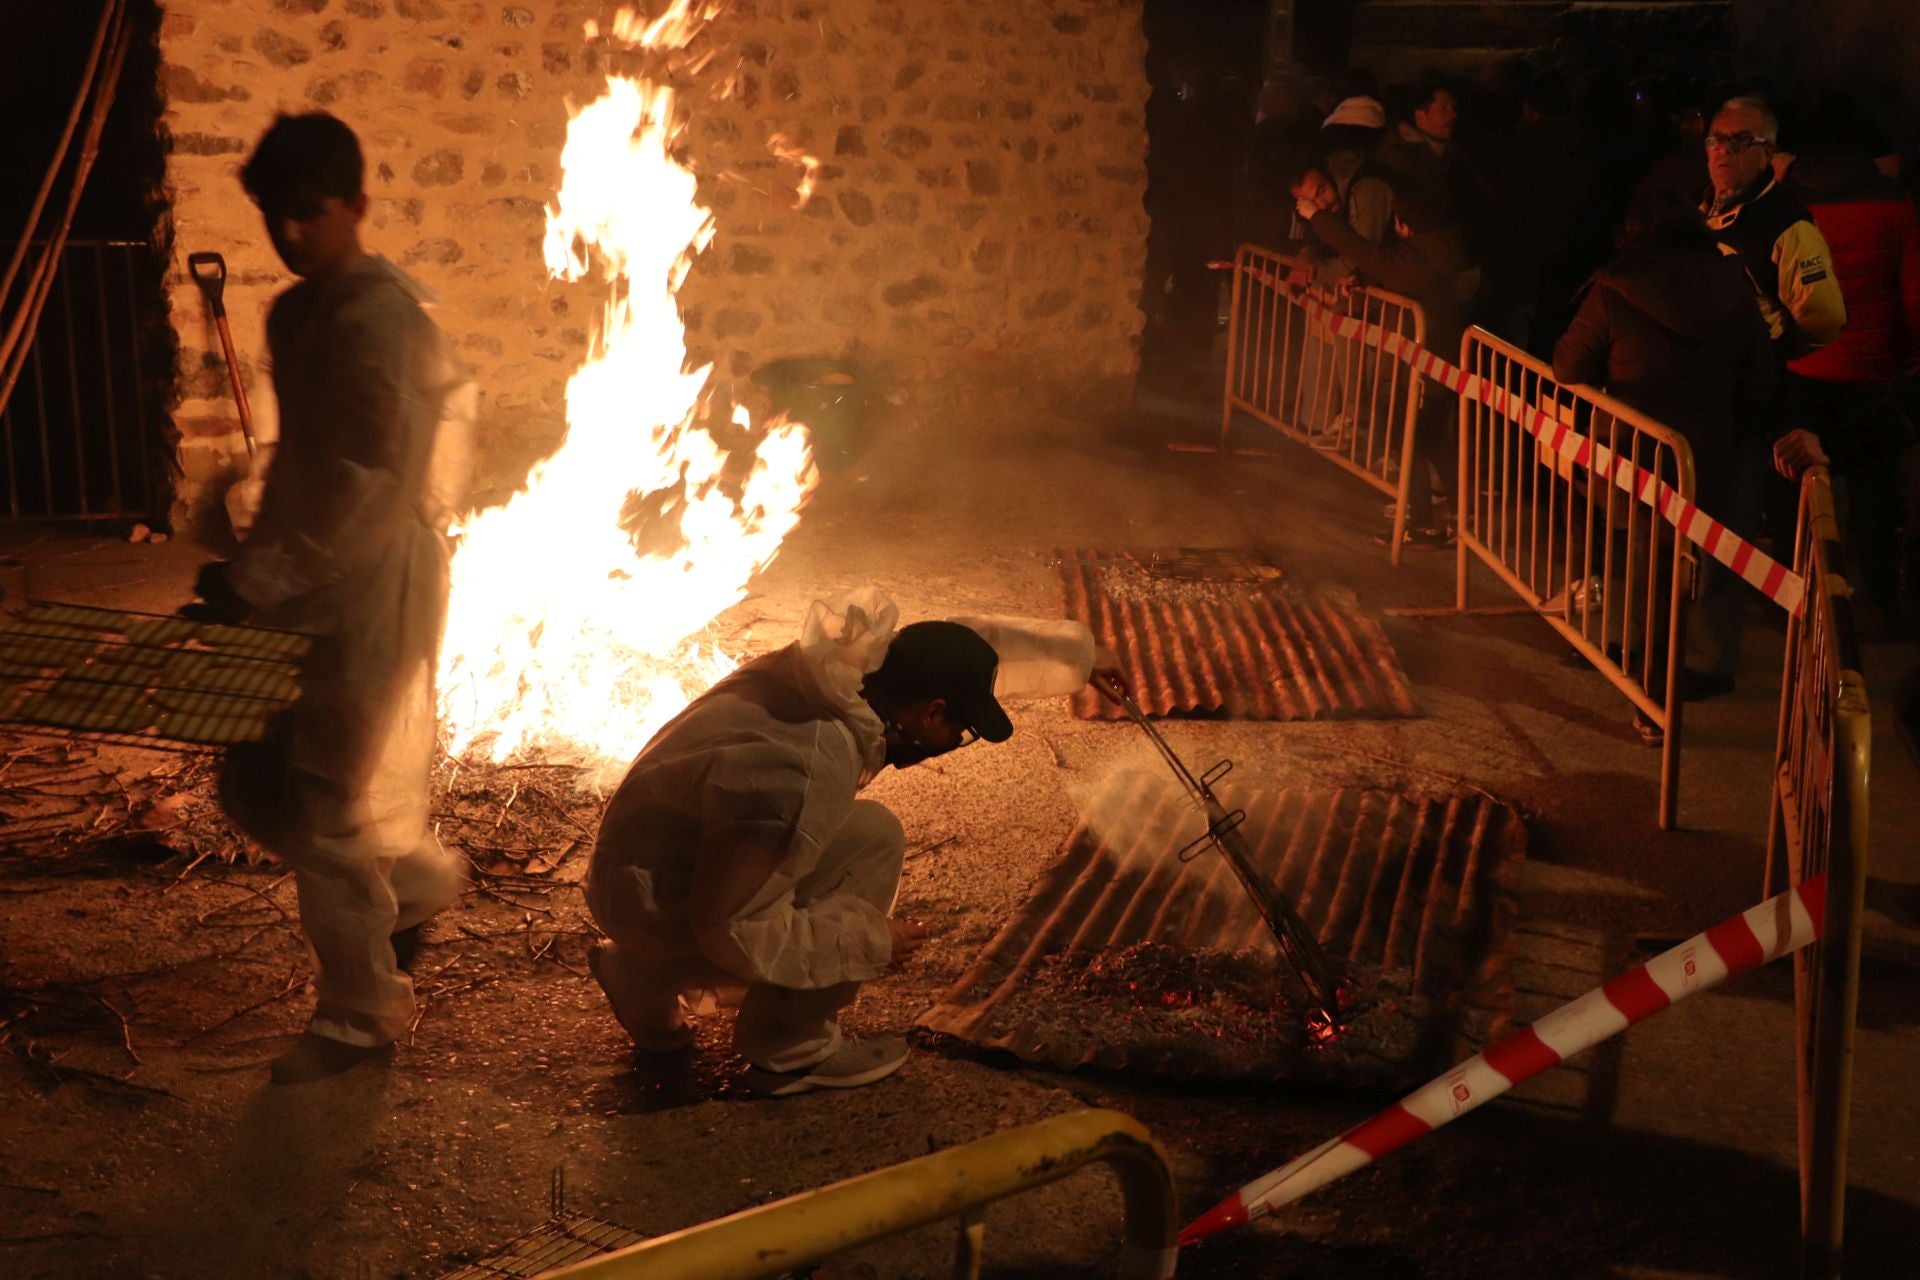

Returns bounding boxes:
[3,388,1919,1279]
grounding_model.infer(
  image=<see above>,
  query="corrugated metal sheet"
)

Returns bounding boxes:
[1056,549,1417,721]
[917,770,1526,1083]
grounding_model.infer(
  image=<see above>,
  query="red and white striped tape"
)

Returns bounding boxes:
[1210,260,1807,615]
[1179,873,1828,1247]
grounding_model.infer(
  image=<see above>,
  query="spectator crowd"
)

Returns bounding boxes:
[1146,64,1920,729]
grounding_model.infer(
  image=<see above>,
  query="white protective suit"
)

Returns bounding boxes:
[586,587,1096,1071]
[219,254,473,1049]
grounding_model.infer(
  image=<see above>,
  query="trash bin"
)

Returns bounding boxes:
[751,357,868,470]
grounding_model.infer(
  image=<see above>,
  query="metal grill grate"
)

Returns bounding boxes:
[918,770,1526,1083]
[1056,548,1418,721]
[438,1211,649,1278]
[0,599,308,745]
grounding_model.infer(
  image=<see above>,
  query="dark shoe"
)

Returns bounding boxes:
[1679,669,1735,702]
[269,1032,390,1085]
[1631,710,1664,747]
[391,924,424,973]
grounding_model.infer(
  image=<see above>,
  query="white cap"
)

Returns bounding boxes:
[1322,96,1386,130]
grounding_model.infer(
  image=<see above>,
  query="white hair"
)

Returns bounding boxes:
[1718,95,1779,144]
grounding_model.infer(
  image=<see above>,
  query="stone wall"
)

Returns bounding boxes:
[156,0,1149,527]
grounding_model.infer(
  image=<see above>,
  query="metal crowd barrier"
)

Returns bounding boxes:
[1454,327,1697,828]
[0,239,160,522]
[1764,467,1870,1279]
[1220,243,1427,562]
[544,1108,1180,1280]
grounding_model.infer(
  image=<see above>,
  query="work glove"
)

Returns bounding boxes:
[180,560,249,625]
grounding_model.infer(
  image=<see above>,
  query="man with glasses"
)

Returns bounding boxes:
[1684,96,1848,699]
[1703,95,1847,357]
[584,588,1121,1095]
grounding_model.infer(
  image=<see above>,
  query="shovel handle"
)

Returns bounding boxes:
[187,252,228,318]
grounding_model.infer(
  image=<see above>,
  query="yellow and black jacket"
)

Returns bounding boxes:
[1705,176,1848,360]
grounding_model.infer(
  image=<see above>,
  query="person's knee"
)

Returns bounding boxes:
[846,800,905,854]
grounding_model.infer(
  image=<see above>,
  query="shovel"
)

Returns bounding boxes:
[1098,677,1344,1027]
[187,251,255,458]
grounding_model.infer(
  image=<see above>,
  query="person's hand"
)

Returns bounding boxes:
[1773,428,1829,480]
[888,917,929,967]
[1294,197,1321,225]
[1090,645,1129,706]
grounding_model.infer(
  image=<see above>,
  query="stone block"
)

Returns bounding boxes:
[881,275,946,307]
[880,125,932,158]
[252,30,312,69]
[836,190,876,227]
[412,149,464,185]
[161,65,251,104]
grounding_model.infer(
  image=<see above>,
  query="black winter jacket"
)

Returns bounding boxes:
[1552,244,1777,500]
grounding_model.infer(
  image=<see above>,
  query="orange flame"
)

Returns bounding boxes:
[766,133,821,208]
[437,2,816,781]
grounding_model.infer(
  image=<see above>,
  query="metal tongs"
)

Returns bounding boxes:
[1098,679,1343,1027]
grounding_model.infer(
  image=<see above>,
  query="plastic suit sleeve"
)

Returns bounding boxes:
[949,615,1096,698]
[229,297,427,613]
[1775,218,1848,351]
[685,728,893,990]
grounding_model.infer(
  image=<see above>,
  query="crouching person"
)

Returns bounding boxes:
[186,113,474,1084]
[586,588,1118,1097]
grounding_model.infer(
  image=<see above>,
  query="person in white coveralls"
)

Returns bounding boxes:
[586,587,1121,1096]
[185,113,473,1085]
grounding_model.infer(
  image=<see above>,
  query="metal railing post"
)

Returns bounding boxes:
[543,1109,1179,1280]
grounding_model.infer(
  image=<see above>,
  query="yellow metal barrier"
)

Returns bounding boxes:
[1764,468,1871,1279]
[543,1108,1180,1280]
[1219,243,1428,563]
[1455,327,1698,828]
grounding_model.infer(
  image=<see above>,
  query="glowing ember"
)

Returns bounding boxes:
[437,1,817,782]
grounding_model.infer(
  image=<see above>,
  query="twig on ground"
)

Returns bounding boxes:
[162,847,215,893]
[490,781,521,832]
[194,871,295,926]
[96,996,139,1069]
[176,967,304,1047]
[17,1038,178,1099]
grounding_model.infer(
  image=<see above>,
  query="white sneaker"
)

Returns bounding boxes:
[589,942,695,1053]
[1305,413,1354,449]
[742,1035,910,1097]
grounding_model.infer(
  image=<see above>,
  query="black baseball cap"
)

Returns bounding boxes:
[871,621,1013,743]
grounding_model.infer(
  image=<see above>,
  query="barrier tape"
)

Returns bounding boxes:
[1212,260,1807,615]
[1179,872,1828,1247]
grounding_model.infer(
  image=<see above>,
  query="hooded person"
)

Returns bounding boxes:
[184,112,474,1084]
[584,587,1121,1096]
[1553,181,1778,705]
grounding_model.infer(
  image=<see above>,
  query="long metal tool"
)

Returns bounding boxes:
[1103,681,1342,1026]
[187,251,255,457]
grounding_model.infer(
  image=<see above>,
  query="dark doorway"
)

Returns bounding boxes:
[1138,0,1266,398]
[0,2,172,525]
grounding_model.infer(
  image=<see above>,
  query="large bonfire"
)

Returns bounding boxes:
[437,1,817,784]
